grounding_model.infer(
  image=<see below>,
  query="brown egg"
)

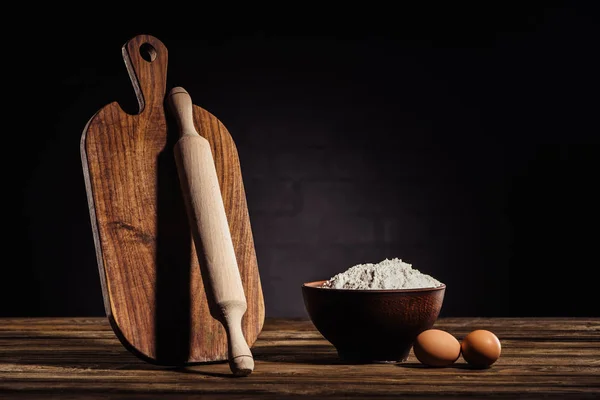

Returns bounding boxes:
[413,329,461,367]
[461,329,501,368]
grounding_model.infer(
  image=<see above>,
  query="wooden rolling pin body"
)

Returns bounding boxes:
[168,87,253,376]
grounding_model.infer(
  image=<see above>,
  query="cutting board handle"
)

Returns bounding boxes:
[122,34,168,114]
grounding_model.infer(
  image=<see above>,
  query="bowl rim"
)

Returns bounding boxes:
[302,280,446,293]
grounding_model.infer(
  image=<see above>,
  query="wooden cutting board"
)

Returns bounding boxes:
[80,34,264,366]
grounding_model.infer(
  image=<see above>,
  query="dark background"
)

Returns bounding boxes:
[7,3,599,318]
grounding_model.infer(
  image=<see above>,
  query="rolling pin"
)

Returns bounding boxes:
[168,87,254,376]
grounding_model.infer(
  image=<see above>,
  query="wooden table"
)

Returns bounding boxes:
[1,318,598,399]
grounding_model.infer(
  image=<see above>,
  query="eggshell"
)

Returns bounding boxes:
[413,329,461,367]
[461,329,501,368]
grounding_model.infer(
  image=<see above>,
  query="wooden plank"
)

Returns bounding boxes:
[0,318,599,398]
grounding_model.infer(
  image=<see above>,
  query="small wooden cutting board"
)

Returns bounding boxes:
[80,34,264,366]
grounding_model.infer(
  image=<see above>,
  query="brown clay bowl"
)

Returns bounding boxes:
[302,280,446,363]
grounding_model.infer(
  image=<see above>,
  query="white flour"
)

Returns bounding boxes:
[322,258,443,290]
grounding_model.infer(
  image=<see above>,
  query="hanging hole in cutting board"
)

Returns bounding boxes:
[140,42,157,62]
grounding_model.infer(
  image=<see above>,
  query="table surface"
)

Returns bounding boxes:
[1,317,599,399]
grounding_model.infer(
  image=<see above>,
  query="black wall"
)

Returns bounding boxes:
[8,4,599,318]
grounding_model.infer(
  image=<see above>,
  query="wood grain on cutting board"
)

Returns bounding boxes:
[80,34,264,365]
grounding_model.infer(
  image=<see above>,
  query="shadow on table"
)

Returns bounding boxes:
[1,352,245,378]
[253,344,384,365]
[0,337,239,378]
[397,362,490,370]
[170,365,238,378]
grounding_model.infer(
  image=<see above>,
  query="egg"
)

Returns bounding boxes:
[461,329,501,368]
[413,329,461,367]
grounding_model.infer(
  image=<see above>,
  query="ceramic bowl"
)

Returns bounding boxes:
[301,280,446,363]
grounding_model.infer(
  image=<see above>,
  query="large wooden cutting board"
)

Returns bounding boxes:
[80,34,264,366]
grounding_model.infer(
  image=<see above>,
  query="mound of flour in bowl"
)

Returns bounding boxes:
[322,258,443,290]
